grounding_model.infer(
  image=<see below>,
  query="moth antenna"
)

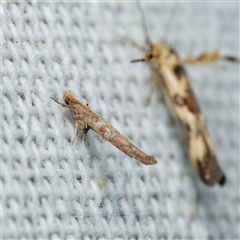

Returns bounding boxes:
[130,58,146,63]
[136,0,151,52]
[50,96,69,108]
[162,2,179,42]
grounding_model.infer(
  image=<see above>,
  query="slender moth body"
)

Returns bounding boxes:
[130,4,239,186]
[51,91,157,165]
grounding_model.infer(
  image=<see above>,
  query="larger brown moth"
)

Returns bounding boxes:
[51,91,157,165]
[129,3,239,186]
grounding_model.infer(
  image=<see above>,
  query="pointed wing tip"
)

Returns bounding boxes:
[144,157,158,165]
[218,175,226,186]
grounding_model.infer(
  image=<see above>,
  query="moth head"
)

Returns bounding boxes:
[130,42,170,63]
[152,42,178,61]
[63,90,88,106]
[63,91,79,105]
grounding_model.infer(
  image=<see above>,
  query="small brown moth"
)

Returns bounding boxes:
[51,91,157,165]
[129,3,239,186]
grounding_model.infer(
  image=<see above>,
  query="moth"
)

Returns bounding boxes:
[129,3,239,186]
[51,91,157,165]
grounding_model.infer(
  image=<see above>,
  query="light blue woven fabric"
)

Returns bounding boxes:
[2,2,239,239]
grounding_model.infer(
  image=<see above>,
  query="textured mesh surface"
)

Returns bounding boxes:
[2,2,239,239]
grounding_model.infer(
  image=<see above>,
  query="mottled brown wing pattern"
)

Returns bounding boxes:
[147,44,226,186]
[167,64,225,186]
[51,91,157,165]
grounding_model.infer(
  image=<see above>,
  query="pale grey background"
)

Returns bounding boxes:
[2,2,239,239]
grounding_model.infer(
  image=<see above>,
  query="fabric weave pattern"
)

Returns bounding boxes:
[2,2,239,239]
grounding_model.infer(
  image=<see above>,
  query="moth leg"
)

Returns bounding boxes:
[82,123,90,145]
[221,55,240,62]
[71,122,79,144]
[145,79,155,106]
[121,37,149,52]
[144,67,158,106]
[72,120,90,145]
[180,50,239,66]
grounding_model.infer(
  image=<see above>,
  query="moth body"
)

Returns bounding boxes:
[51,91,157,165]
[132,41,227,186]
